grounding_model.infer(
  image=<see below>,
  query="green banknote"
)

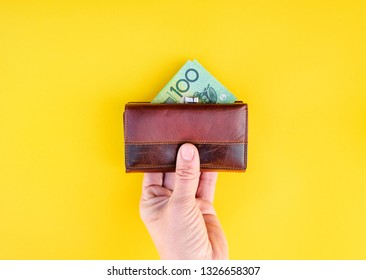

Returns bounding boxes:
[151,60,237,104]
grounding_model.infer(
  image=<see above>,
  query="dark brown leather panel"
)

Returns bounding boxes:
[125,103,247,143]
[126,143,247,172]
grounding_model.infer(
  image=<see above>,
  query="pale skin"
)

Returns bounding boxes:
[140,143,228,260]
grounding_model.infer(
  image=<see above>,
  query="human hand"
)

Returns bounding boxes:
[140,143,228,260]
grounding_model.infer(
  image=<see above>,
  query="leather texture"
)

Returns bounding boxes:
[123,102,248,172]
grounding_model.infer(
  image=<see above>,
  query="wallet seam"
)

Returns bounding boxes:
[125,111,129,167]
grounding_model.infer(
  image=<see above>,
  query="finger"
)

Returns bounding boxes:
[163,172,175,191]
[197,172,218,203]
[172,143,201,201]
[196,199,217,216]
[142,173,163,190]
[203,214,229,259]
[142,173,170,200]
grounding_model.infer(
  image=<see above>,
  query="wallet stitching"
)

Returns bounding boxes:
[125,110,129,166]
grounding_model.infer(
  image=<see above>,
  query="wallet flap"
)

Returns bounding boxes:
[125,103,247,143]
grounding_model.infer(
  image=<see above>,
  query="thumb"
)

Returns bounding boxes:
[172,143,201,201]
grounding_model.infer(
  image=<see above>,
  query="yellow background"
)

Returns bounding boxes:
[0,0,365,259]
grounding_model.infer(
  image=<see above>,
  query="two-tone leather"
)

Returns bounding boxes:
[123,102,248,172]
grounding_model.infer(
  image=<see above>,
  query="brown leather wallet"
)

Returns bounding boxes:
[123,102,248,172]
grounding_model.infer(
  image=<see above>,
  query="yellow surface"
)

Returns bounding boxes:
[0,0,365,259]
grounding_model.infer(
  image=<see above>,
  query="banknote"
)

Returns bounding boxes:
[151,60,237,104]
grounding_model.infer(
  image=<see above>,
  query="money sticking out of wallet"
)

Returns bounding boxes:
[123,60,248,172]
[151,60,237,104]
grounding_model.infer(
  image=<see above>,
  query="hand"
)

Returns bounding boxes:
[140,143,228,260]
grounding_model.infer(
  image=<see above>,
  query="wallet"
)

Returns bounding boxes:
[123,102,248,172]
